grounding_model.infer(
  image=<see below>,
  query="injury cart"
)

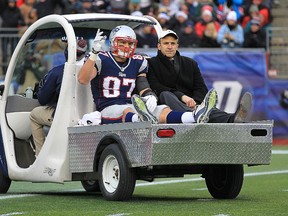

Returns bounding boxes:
[0,13,273,201]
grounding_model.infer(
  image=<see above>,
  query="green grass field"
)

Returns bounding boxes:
[1,146,288,216]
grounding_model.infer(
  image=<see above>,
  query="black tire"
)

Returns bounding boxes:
[98,143,136,201]
[81,180,100,192]
[0,169,11,193]
[205,164,244,199]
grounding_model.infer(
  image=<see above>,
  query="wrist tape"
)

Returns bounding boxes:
[142,89,158,100]
[89,51,98,62]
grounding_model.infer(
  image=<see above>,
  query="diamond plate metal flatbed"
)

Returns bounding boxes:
[68,121,273,173]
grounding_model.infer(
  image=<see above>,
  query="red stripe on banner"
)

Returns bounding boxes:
[273,138,288,146]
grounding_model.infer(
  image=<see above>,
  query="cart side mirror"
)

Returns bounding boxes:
[0,84,4,96]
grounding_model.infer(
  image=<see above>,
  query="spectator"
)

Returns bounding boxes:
[194,0,218,21]
[16,0,23,7]
[178,21,201,47]
[33,0,65,19]
[145,2,159,17]
[157,12,171,30]
[241,3,259,31]
[201,21,220,47]
[129,0,141,12]
[108,0,129,14]
[30,39,88,156]
[158,0,180,17]
[243,16,266,49]
[217,10,244,48]
[0,0,7,15]
[194,9,220,39]
[96,0,109,13]
[139,0,153,15]
[243,0,272,7]
[215,0,243,20]
[131,9,143,16]
[0,0,25,74]
[19,0,36,26]
[26,7,37,25]
[184,0,201,22]
[62,0,83,14]
[179,2,195,23]
[245,0,273,29]
[80,0,98,13]
[131,10,144,35]
[169,11,189,35]
[136,25,158,48]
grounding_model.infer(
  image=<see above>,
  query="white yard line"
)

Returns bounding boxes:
[106,214,131,216]
[0,194,37,200]
[272,150,288,154]
[0,212,24,216]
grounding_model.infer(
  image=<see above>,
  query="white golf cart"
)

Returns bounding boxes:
[0,13,273,201]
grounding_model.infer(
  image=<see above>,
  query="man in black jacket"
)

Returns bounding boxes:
[147,29,252,123]
[243,18,266,49]
[0,0,25,74]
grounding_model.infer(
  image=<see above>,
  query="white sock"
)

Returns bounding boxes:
[132,114,140,122]
[181,112,195,123]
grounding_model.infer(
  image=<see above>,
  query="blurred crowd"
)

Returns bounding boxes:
[0,0,279,50]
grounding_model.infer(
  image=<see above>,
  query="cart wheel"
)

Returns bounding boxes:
[98,143,136,201]
[81,180,100,192]
[0,169,11,193]
[205,164,243,199]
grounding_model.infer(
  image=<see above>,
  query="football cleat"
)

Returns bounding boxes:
[131,94,158,124]
[234,92,252,123]
[193,89,218,123]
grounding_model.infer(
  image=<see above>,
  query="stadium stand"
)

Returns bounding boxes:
[267,0,288,79]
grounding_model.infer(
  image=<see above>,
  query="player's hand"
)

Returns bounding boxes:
[142,95,157,113]
[92,29,106,54]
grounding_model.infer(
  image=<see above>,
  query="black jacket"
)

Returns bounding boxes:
[243,28,266,49]
[1,5,25,28]
[147,50,208,104]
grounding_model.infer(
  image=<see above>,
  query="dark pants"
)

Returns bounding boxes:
[158,91,235,123]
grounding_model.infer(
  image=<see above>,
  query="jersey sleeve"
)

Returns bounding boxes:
[138,56,148,75]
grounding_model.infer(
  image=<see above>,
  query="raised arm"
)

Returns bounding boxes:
[78,58,97,85]
[78,29,106,85]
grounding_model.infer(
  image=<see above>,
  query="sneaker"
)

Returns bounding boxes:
[194,89,218,123]
[131,94,158,124]
[234,92,252,123]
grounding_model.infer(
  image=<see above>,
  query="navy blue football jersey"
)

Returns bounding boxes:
[91,51,148,111]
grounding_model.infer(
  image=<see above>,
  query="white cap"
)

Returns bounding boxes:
[158,12,170,20]
[202,9,212,17]
[159,30,179,40]
[226,11,237,21]
[175,11,188,20]
[131,11,143,17]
